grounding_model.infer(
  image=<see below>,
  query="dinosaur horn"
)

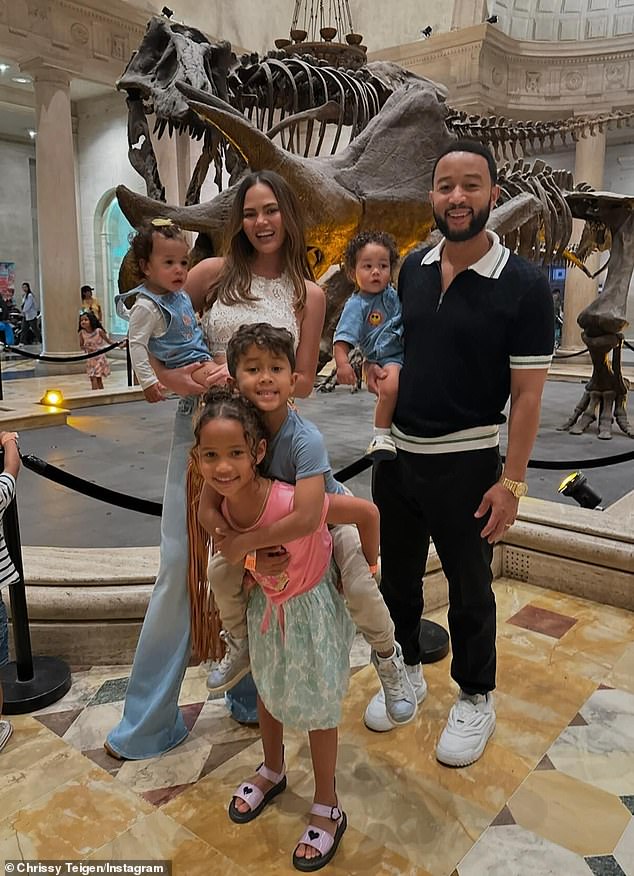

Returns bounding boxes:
[176,80,306,177]
[115,183,235,239]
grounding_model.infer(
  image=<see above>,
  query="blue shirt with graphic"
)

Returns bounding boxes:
[333,283,404,366]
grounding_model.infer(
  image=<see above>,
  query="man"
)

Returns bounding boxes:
[365,140,554,767]
[80,285,103,323]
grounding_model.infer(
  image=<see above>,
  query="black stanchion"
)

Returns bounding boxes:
[0,465,71,714]
[126,338,133,387]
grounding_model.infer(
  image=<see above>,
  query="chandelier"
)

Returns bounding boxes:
[275,1,366,69]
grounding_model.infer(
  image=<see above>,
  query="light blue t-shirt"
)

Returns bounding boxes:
[264,409,345,495]
[333,283,404,366]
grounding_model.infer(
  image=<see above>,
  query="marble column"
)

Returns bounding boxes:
[27,63,82,352]
[561,125,607,350]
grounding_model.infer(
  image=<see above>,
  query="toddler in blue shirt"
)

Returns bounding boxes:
[333,231,403,461]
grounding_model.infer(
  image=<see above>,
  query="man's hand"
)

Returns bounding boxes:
[475,483,519,544]
[336,362,356,386]
[365,362,388,396]
[143,383,166,403]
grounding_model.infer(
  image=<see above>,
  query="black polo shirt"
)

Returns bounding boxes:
[393,232,554,453]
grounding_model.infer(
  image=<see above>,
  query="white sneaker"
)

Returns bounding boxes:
[364,663,427,732]
[206,631,250,693]
[365,434,397,462]
[0,719,13,753]
[436,691,496,767]
[371,643,417,725]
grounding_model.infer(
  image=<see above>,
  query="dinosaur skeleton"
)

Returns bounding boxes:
[116,17,633,439]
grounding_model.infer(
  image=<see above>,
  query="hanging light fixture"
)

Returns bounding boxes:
[277,1,366,69]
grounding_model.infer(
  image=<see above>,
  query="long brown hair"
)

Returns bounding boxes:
[206,170,314,312]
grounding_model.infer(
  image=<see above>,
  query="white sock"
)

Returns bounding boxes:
[374,427,391,437]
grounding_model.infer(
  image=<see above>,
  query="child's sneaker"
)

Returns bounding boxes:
[370,643,418,726]
[0,719,13,752]
[207,632,250,693]
[365,434,397,462]
[364,663,427,732]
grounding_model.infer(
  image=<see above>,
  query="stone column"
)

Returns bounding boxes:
[150,128,191,207]
[27,63,82,353]
[561,125,607,350]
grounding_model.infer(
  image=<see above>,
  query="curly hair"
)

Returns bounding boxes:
[129,219,188,272]
[193,386,269,472]
[343,230,399,284]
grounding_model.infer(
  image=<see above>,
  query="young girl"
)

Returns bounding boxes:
[333,231,402,462]
[195,387,379,872]
[78,311,116,390]
[116,219,221,403]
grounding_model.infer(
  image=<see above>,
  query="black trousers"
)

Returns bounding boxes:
[372,447,501,694]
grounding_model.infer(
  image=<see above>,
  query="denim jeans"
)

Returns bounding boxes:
[106,401,257,759]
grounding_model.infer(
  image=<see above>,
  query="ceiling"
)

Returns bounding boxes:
[0,58,115,142]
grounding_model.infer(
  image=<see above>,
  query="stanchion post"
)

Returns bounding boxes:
[0,449,71,713]
[125,338,133,387]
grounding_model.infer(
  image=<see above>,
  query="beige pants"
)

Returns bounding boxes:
[208,523,396,652]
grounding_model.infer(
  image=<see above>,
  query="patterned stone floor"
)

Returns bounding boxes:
[2,578,634,875]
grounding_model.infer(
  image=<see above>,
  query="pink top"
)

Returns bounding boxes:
[222,480,332,634]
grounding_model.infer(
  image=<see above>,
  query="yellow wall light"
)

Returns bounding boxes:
[39,389,64,407]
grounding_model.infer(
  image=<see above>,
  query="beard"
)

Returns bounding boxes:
[433,204,491,242]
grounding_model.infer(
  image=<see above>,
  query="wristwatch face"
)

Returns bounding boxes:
[516,482,528,497]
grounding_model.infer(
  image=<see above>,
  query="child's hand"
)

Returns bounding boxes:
[0,431,18,447]
[143,383,166,403]
[215,529,248,565]
[336,363,356,386]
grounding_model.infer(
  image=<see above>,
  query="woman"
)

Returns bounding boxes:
[105,170,325,759]
[20,282,41,344]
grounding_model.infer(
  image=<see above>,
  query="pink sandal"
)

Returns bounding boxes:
[292,802,347,872]
[228,760,287,824]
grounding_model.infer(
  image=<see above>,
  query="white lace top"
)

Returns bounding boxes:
[201,272,300,356]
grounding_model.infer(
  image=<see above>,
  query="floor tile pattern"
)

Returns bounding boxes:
[2,579,633,875]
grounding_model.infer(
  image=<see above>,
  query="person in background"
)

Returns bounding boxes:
[20,282,40,344]
[0,292,15,346]
[80,285,103,324]
[0,430,20,753]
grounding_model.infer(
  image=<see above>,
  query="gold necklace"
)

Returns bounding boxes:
[225,477,272,532]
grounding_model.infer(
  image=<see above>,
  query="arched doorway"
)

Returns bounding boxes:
[96,192,134,336]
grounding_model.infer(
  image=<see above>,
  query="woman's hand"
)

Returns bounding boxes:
[150,357,206,396]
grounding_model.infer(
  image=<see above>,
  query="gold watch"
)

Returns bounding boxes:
[500,476,528,498]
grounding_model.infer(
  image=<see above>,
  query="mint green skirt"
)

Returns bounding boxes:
[247,560,355,730]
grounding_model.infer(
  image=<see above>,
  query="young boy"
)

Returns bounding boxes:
[333,231,403,462]
[199,323,423,727]
[0,430,20,752]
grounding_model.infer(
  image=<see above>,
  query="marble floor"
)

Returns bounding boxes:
[2,578,634,875]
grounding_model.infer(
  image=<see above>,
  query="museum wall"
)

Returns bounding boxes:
[0,138,37,301]
[75,90,144,298]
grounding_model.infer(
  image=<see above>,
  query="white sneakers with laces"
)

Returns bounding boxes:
[206,631,251,693]
[435,690,496,766]
[364,662,427,731]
